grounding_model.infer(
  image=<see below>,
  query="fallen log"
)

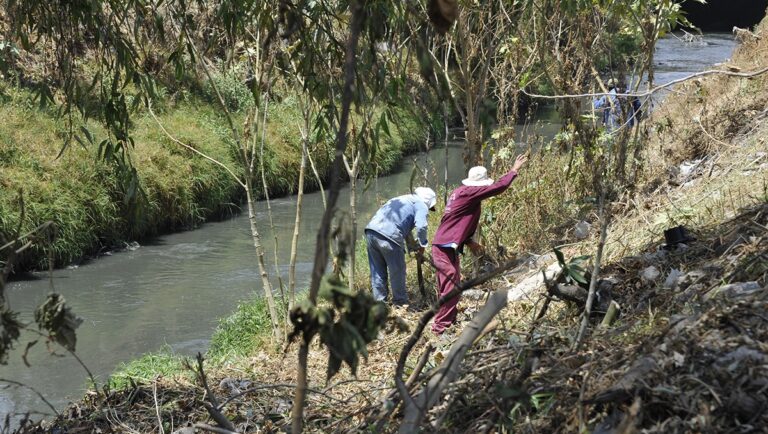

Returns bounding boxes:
[399,288,510,433]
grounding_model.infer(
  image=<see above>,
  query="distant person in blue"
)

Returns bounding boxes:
[627,91,642,127]
[365,187,437,306]
[594,79,643,131]
[593,78,621,131]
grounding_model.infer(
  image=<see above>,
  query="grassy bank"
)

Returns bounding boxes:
[0,86,429,271]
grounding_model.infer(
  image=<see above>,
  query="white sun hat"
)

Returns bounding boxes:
[414,187,437,210]
[462,166,494,186]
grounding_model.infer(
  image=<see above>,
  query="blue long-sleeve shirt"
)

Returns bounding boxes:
[365,194,429,250]
[594,90,644,130]
[594,89,620,130]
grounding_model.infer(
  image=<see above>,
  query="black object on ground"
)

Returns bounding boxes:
[664,225,696,249]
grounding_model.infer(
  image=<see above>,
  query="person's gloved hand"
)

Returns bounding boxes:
[412,246,425,261]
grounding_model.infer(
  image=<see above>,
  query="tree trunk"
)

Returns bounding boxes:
[306,147,327,210]
[464,84,481,170]
[632,21,657,184]
[291,2,364,431]
[444,113,449,204]
[348,171,357,289]
[344,149,360,290]
[465,126,482,169]
[258,99,286,310]
[574,190,611,350]
[245,176,280,339]
[288,139,308,307]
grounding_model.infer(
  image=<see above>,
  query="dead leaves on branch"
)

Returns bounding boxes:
[427,0,458,34]
[34,293,83,352]
[289,275,389,381]
[0,305,23,364]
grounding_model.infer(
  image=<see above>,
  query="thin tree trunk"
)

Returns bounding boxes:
[343,149,360,290]
[632,16,659,183]
[443,109,449,204]
[349,172,357,288]
[184,31,281,339]
[258,93,287,310]
[631,47,654,183]
[306,147,327,210]
[149,102,281,340]
[291,2,365,431]
[615,131,629,183]
[463,69,479,169]
[288,137,308,307]
[245,176,280,338]
[574,190,610,350]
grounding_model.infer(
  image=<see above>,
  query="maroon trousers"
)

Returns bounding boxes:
[431,245,461,334]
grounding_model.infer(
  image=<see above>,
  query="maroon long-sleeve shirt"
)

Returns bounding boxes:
[432,170,518,251]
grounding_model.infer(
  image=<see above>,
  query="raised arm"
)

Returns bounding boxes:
[469,154,528,202]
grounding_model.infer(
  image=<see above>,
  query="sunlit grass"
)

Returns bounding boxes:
[207,297,282,362]
[1,85,428,270]
[108,348,189,390]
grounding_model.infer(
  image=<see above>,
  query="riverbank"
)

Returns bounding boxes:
[0,86,431,271]
[13,17,767,434]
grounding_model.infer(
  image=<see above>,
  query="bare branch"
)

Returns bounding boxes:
[152,377,165,434]
[191,353,235,432]
[400,288,511,432]
[394,257,526,409]
[523,66,768,100]
[192,423,239,434]
[574,191,612,350]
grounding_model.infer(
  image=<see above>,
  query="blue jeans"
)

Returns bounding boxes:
[365,230,407,305]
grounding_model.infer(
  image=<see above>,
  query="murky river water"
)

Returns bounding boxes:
[1,33,736,425]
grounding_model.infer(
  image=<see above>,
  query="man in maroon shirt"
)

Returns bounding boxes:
[431,154,528,334]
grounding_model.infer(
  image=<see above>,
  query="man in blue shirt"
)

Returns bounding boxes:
[594,79,644,131]
[594,78,621,131]
[364,187,437,306]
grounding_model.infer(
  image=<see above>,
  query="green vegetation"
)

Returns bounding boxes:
[207,298,280,361]
[482,146,593,254]
[0,86,428,271]
[108,349,188,390]
[6,0,764,432]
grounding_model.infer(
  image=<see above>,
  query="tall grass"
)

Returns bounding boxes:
[108,348,189,390]
[207,297,280,361]
[482,144,593,256]
[0,84,428,270]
